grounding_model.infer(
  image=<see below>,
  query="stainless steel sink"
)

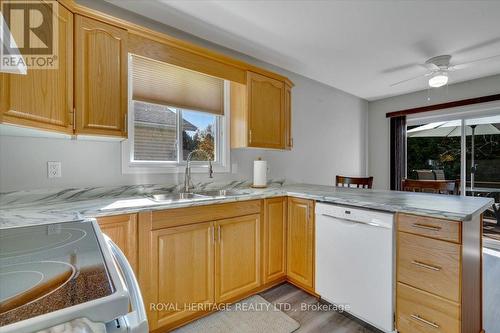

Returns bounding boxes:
[196,189,246,197]
[148,189,249,203]
[149,192,210,202]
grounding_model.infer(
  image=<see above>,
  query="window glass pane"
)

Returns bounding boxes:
[133,101,178,162]
[181,110,217,161]
[406,122,462,181]
[465,116,500,188]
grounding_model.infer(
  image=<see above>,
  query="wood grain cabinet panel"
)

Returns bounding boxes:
[284,83,292,149]
[398,232,460,302]
[396,282,460,333]
[395,213,483,333]
[142,221,215,331]
[263,197,287,283]
[230,71,290,149]
[287,197,315,291]
[0,2,73,133]
[215,214,261,302]
[398,213,461,243]
[96,214,137,272]
[75,15,127,137]
[247,72,285,148]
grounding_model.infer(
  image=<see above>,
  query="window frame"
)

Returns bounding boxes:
[122,81,231,174]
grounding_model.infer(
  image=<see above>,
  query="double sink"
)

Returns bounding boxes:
[149,189,247,203]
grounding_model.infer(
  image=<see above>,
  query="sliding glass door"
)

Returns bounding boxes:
[406,120,463,182]
[464,115,500,192]
[406,113,500,240]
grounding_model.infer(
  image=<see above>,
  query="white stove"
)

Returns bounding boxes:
[0,220,147,333]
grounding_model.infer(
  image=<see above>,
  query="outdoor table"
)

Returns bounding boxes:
[466,187,500,226]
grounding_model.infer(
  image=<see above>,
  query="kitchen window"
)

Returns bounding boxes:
[122,55,229,173]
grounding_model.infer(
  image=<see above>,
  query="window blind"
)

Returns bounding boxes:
[131,55,224,115]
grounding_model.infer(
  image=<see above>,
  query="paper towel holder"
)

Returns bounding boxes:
[252,157,268,188]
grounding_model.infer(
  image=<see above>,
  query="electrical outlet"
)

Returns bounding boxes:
[47,161,62,178]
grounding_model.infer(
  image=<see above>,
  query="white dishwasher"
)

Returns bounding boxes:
[315,203,394,332]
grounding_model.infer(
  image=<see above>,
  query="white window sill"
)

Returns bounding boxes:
[121,163,230,174]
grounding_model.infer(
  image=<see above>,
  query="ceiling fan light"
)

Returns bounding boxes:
[428,72,448,88]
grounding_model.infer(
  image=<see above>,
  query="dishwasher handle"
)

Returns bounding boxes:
[320,213,391,229]
[105,235,149,333]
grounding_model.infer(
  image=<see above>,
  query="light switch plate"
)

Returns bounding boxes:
[47,161,62,178]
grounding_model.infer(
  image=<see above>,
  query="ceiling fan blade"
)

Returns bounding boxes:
[420,62,439,71]
[451,54,500,70]
[390,73,432,87]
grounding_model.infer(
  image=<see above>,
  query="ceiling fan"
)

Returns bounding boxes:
[390,54,500,88]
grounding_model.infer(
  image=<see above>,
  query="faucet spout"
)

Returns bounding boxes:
[183,149,214,192]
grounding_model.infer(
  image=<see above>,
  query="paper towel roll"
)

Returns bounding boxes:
[253,159,267,187]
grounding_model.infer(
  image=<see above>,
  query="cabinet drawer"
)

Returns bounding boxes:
[397,283,460,333]
[397,213,461,243]
[397,232,460,302]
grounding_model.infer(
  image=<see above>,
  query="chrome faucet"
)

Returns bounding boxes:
[183,149,213,193]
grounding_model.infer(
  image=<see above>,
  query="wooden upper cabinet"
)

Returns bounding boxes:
[96,214,137,272]
[0,3,73,133]
[287,197,315,292]
[284,83,293,149]
[247,72,285,148]
[215,214,261,302]
[231,71,290,149]
[74,15,128,137]
[263,197,287,283]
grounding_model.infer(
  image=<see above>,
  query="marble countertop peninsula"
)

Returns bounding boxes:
[0,182,494,229]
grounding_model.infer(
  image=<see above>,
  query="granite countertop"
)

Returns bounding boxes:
[0,183,494,229]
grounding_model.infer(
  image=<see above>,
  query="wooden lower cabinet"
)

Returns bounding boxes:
[138,202,263,332]
[263,197,287,283]
[397,282,460,333]
[96,214,137,272]
[215,214,261,302]
[396,213,483,333]
[146,222,214,331]
[286,197,315,292]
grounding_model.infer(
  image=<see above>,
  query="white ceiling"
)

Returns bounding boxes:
[106,0,500,101]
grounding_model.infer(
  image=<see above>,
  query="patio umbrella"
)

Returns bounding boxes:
[407,115,500,189]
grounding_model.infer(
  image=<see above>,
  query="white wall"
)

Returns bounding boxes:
[368,74,500,190]
[0,0,368,192]
[263,73,368,184]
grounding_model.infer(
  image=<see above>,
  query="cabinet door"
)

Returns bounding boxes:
[287,197,315,291]
[215,214,261,302]
[263,197,287,283]
[284,83,293,149]
[143,221,215,331]
[96,214,137,272]
[0,3,73,133]
[247,71,285,149]
[74,15,127,137]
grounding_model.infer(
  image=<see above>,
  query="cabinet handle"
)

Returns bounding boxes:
[412,223,441,231]
[211,226,215,244]
[412,260,442,271]
[218,225,221,242]
[249,130,252,143]
[410,314,439,329]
